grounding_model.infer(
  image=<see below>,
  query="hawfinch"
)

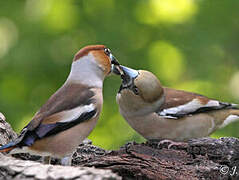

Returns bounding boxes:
[114,66,239,142]
[0,45,119,165]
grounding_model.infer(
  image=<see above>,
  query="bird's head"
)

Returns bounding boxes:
[116,66,164,116]
[68,45,119,87]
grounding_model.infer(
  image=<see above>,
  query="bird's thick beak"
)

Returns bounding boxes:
[118,65,139,87]
[120,66,138,79]
[109,53,121,75]
[109,53,120,66]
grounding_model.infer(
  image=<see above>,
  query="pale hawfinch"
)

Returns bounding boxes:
[0,45,119,165]
[114,66,239,143]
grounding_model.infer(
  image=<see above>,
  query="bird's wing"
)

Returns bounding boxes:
[157,87,238,119]
[17,83,98,146]
[27,83,95,130]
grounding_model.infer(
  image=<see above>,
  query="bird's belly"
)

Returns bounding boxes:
[124,113,215,141]
[29,116,99,158]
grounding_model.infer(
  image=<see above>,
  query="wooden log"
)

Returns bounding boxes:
[1,112,239,180]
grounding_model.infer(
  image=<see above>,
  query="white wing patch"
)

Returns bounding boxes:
[159,99,220,117]
[205,100,220,107]
[219,115,239,129]
[59,104,96,123]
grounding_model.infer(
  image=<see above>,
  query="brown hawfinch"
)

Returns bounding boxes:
[0,45,119,165]
[114,65,239,144]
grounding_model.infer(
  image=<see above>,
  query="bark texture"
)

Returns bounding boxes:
[0,112,17,147]
[0,153,120,180]
[72,139,239,180]
[1,112,239,180]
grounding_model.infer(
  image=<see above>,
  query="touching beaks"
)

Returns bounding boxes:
[111,64,122,75]
[116,65,139,87]
[120,66,139,79]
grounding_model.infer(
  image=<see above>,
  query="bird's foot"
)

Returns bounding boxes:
[157,139,188,149]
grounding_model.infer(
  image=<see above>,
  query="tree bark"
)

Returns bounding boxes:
[0,112,17,146]
[0,153,120,180]
[72,138,239,180]
[1,112,239,180]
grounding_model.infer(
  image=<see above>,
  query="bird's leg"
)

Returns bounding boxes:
[158,139,188,149]
[61,155,72,166]
[42,156,51,164]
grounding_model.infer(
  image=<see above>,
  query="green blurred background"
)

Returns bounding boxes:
[0,0,239,150]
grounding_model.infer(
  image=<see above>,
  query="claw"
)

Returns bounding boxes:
[158,139,188,149]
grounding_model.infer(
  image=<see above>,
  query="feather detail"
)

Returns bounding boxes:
[0,142,16,153]
[73,45,105,61]
[0,103,98,152]
[158,99,237,119]
[26,83,95,131]
[36,107,97,138]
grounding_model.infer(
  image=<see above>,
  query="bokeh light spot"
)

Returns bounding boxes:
[25,0,52,21]
[0,18,18,58]
[135,0,197,25]
[148,41,185,83]
[229,71,239,99]
[25,0,78,32]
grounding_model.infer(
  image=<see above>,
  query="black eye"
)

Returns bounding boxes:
[133,86,139,95]
[104,48,111,56]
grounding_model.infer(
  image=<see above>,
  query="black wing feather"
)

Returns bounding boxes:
[36,109,97,138]
[157,102,238,119]
[16,109,96,148]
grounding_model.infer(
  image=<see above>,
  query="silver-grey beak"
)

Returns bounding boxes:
[119,66,139,87]
[120,66,138,79]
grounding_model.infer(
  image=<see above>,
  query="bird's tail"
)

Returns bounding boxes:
[0,142,17,153]
[0,128,29,154]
